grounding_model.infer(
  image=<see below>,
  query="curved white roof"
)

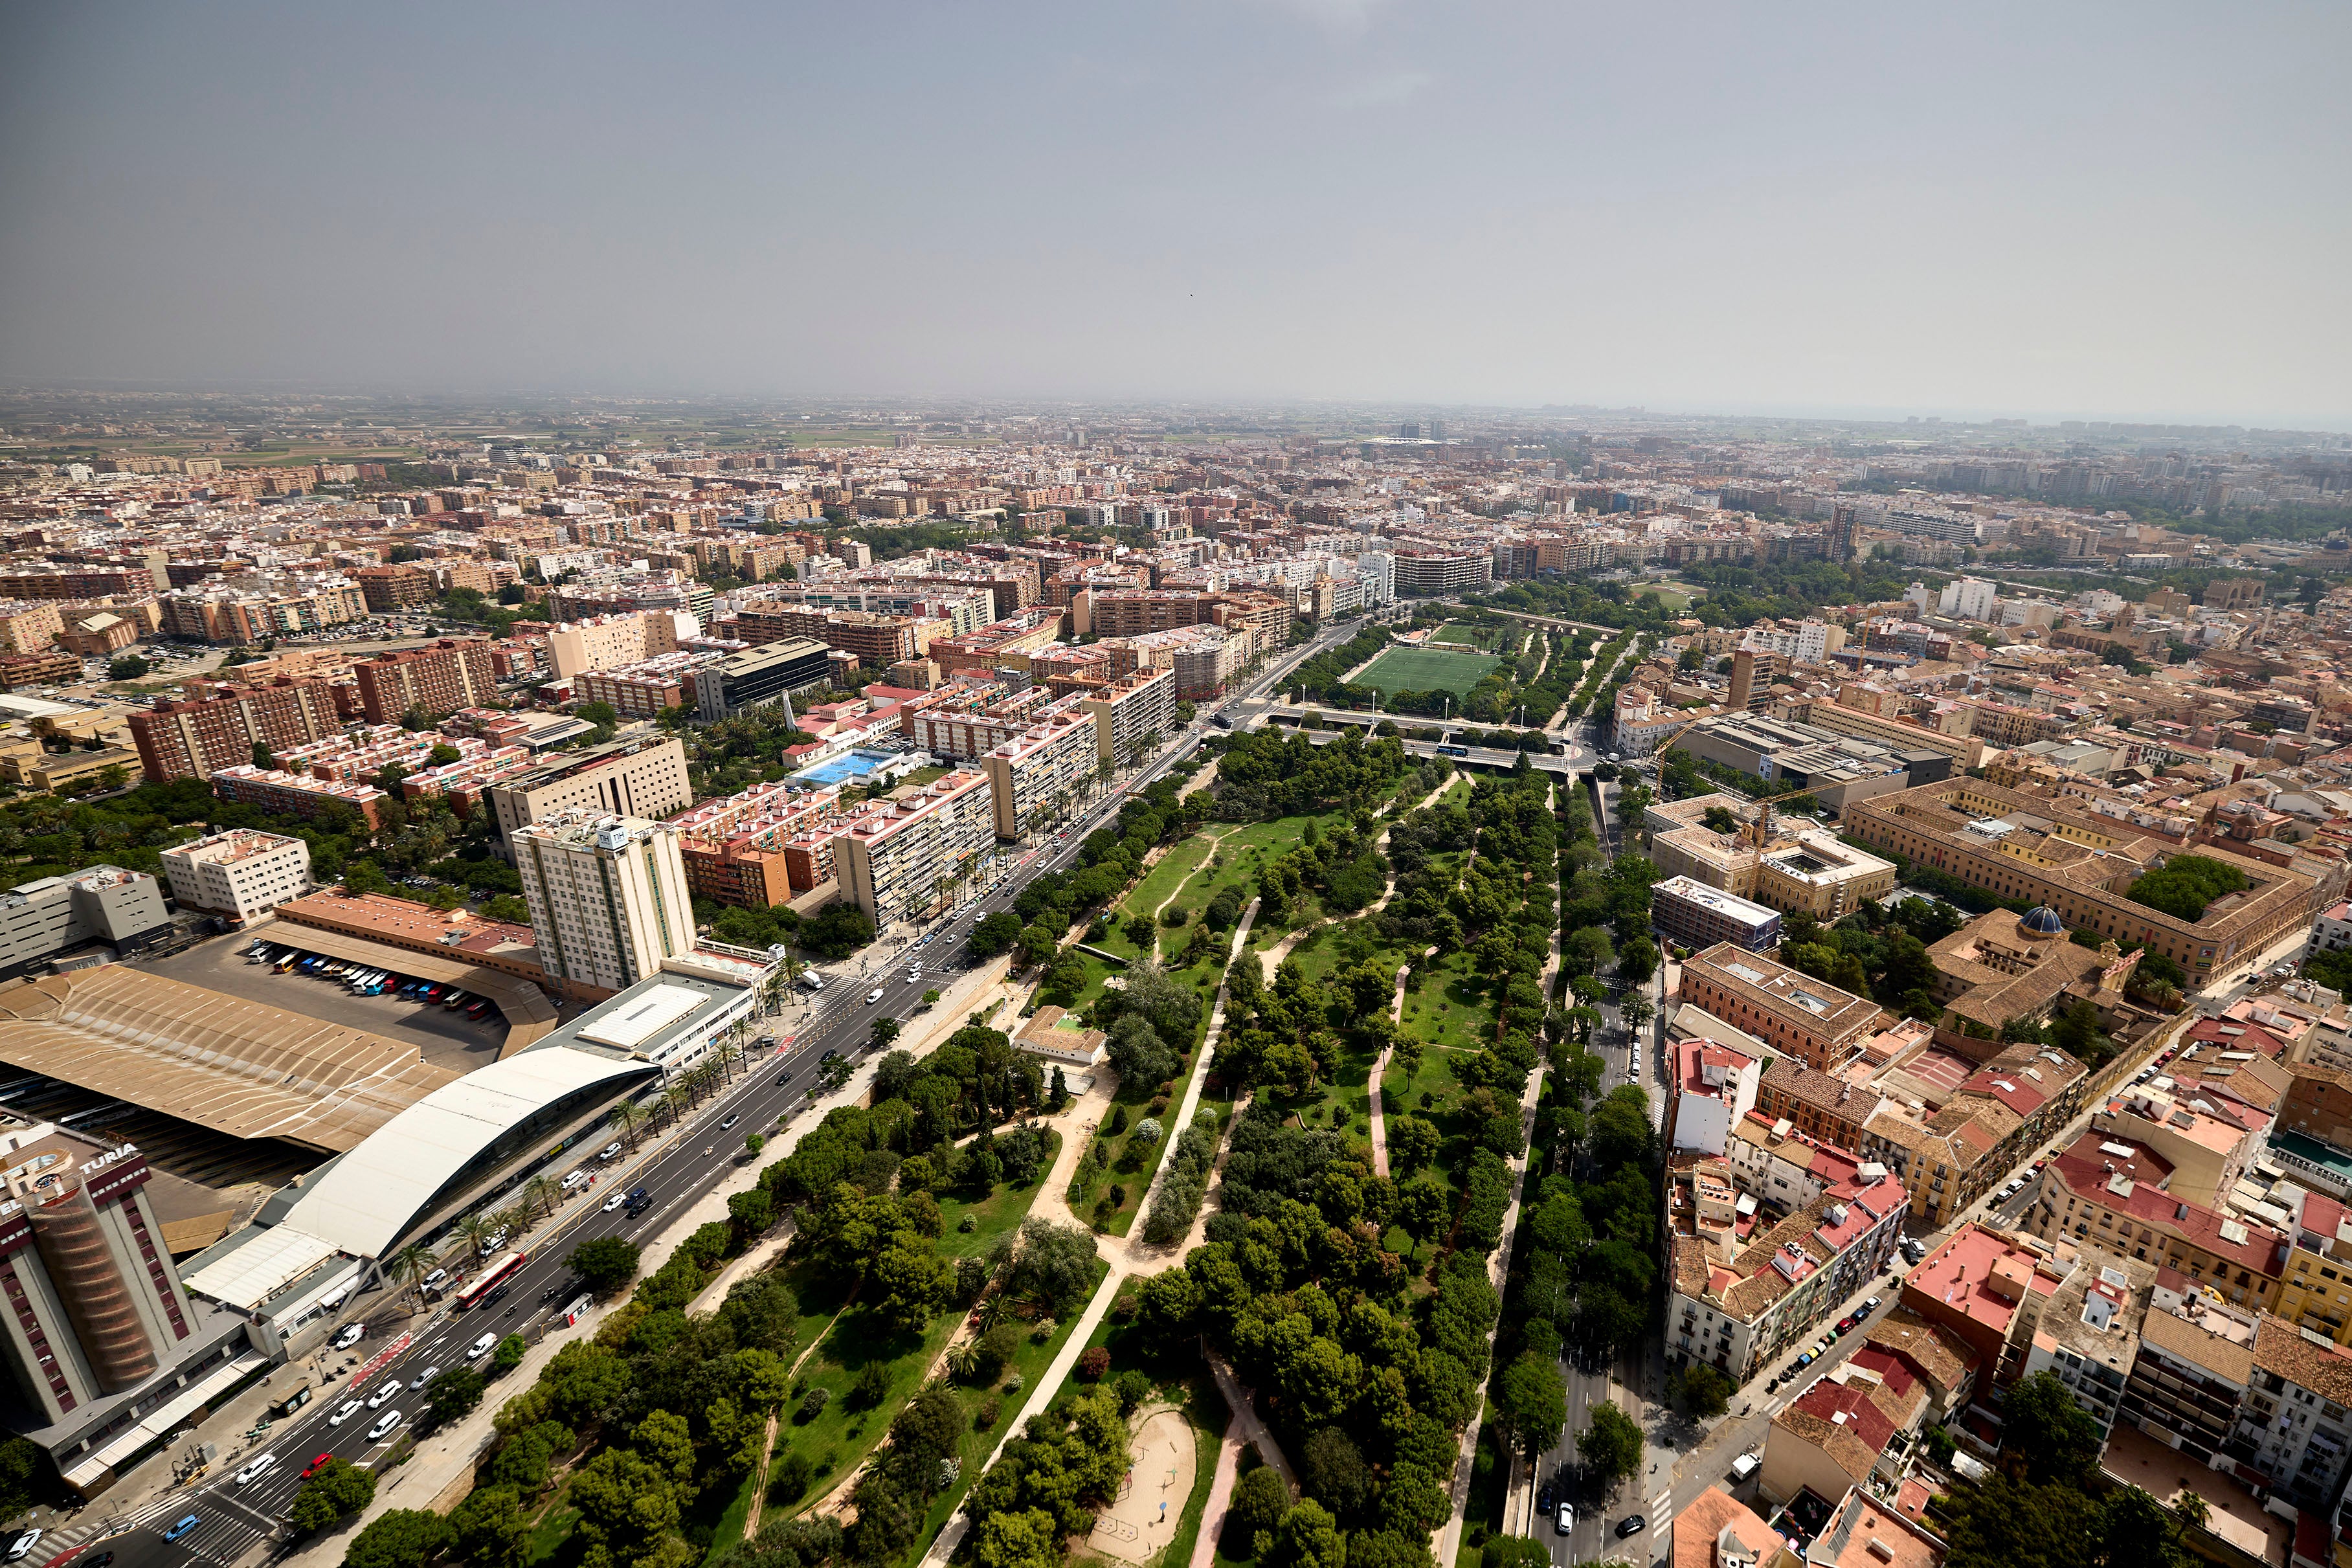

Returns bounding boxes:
[273,1046,653,1260]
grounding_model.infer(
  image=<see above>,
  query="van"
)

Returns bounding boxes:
[866,987,885,1005]
[1730,1453,1760,1483]
[467,1332,497,1359]
[799,969,826,991]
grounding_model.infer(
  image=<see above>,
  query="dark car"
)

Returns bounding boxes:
[482,1284,510,1308]
[1537,1487,1553,1517]
[1616,1515,1646,1538]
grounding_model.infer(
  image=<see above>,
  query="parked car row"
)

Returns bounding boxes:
[243,941,495,1020]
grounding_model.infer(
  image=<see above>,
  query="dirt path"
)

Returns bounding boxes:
[741,1408,782,1540]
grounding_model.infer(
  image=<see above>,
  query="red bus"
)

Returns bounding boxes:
[453,1251,528,1310]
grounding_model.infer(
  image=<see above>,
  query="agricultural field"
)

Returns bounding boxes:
[1357,644,1502,697]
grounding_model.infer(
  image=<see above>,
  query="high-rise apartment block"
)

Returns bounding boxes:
[513,811,697,996]
[128,680,344,783]
[831,769,995,929]
[485,739,692,852]
[546,612,684,680]
[982,708,1097,840]
[1078,667,1177,765]
[157,829,311,923]
[355,638,498,724]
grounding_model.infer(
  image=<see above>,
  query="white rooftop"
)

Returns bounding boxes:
[577,982,706,1049]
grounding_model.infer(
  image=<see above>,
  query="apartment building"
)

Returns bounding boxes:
[158,577,367,644]
[1124,623,1249,701]
[0,601,64,654]
[0,650,80,690]
[1391,548,1492,595]
[1897,1223,2070,1398]
[982,708,1097,840]
[575,651,710,720]
[0,868,173,981]
[209,767,389,829]
[908,685,1061,761]
[1844,778,2324,989]
[1666,1039,1763,1158]
[485,739,691,852]
[350,564,434,611]
[546,612,683,679]
[157,829,311,923]
[1677,943,1883,1072]
[2115,1282,2259,1469]
[2016,1246,2154,1439]
[1652,877,1781,954]
[2236,1314,2352,1512]
[2022,1131,2288,1310]
[354,638,497,724]
[128,679,344,783]
[1787,698,1988,772]
[692,638,831,722]
[1077,667,1177,766]
[667,779,846,909]
[830,768,995,929]
[1666,1152,1907,1384]
[513,811,697,996]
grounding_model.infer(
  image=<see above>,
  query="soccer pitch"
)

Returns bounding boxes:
[1358,645,1502,697]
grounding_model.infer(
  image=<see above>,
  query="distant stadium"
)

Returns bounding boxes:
[1357,645,1501,697]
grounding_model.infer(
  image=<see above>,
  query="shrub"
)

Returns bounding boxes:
[1162,904,1188,926]
[796,1387,830,1422]
[1078,1347,1112,1380]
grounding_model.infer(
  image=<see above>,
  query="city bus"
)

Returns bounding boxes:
[452,1251,528,1310]
[1435,745,1469,758]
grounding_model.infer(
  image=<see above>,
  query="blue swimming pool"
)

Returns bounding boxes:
[794,749,898,786]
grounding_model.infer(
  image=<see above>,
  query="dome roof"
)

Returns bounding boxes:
[2019,905,2066,938]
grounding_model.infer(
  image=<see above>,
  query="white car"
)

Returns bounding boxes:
[906,970,921,983]
[409,1365,440,1391]
[598,1141,623,1161]
[368,1409,403,1440]
[368,1381,401,1409]
[5,1531,41,1563]
[1556,1503,1574,1536]
[420,1268,448,1292]
[866,987,885,1004]
[234,1454,278,1486]
[603,1191,627,1213]
[467,1332,497,1359]
[329,1398,364,1426]
[331,1323,365,1350]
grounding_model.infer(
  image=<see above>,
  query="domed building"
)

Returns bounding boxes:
[1922,901,2140,1036]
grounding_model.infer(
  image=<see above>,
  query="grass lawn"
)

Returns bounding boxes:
[1638,580,1701,610]
[1359,645,1501,698]
[901,765,950,789]
[522,1499,583,1567]
[1434,620,1512,651]
[762,1156,1059,1522]
[891,1256,1112,1565]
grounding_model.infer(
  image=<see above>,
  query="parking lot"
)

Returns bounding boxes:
[136,931,506,1071]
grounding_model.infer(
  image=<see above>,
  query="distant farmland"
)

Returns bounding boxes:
[1357,645,1501,697]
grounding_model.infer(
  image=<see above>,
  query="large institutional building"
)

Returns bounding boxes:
[1843,778,2330,988]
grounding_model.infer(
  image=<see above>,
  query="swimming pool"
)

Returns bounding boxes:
[794,749,899,787]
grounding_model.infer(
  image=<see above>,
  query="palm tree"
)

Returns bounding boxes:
[391,1244,436,1312]
[945,1341,980,1383]
[611,1099,645,1152]
[525,1174,561,1220]
[454,1213,493,1266]
[660,1082,693,1126]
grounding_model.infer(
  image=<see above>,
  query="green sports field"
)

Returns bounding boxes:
[1358,644,1501,696]
[1433,620,1518,651]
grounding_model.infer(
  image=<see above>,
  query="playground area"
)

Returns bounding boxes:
[1084,1407,1197,1563]
[1357,644,1500,697]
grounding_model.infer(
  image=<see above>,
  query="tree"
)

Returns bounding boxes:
[341,1508,452,1568]
[974,1508,1061,1568]
[1999,1370,2102,1484]
[968,910,1024,958]
[567,1235,642,1297]
[1490,1352,1566,1456]
[1271,1499,1348,1568]
[427,1365,487,1424]
[1577,1404,1643,1491]
[992,1217,1099,1316]
[447,1484,530,1568]
[1107,1014,1180,1090]
[1935,1475,2099,1568]
[493,1334,527,1374]
[343,859,390,897]
[1230,1465,1292,1545]
[287,1457,376,1532]
[107,654,150,680]
[1668,1363,1732,1420]
[251,741,276,770]
[575,701,620,729]
[802,903,877,959]
[2098,1484,2194,1568]
[1302,1428,1374,1521]
[871,1015,901,1049]
[568,1448,683,1568]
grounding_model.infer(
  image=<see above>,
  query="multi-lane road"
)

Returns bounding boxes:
[80,616,1373,1568]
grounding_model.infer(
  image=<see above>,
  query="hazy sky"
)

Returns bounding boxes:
[2,1,2346,427]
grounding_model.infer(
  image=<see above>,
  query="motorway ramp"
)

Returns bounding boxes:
[0,969,456,1152]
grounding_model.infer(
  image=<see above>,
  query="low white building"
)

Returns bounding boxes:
[159,828,312,923]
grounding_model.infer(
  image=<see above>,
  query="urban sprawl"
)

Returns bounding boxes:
[2,394,2352,1568]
